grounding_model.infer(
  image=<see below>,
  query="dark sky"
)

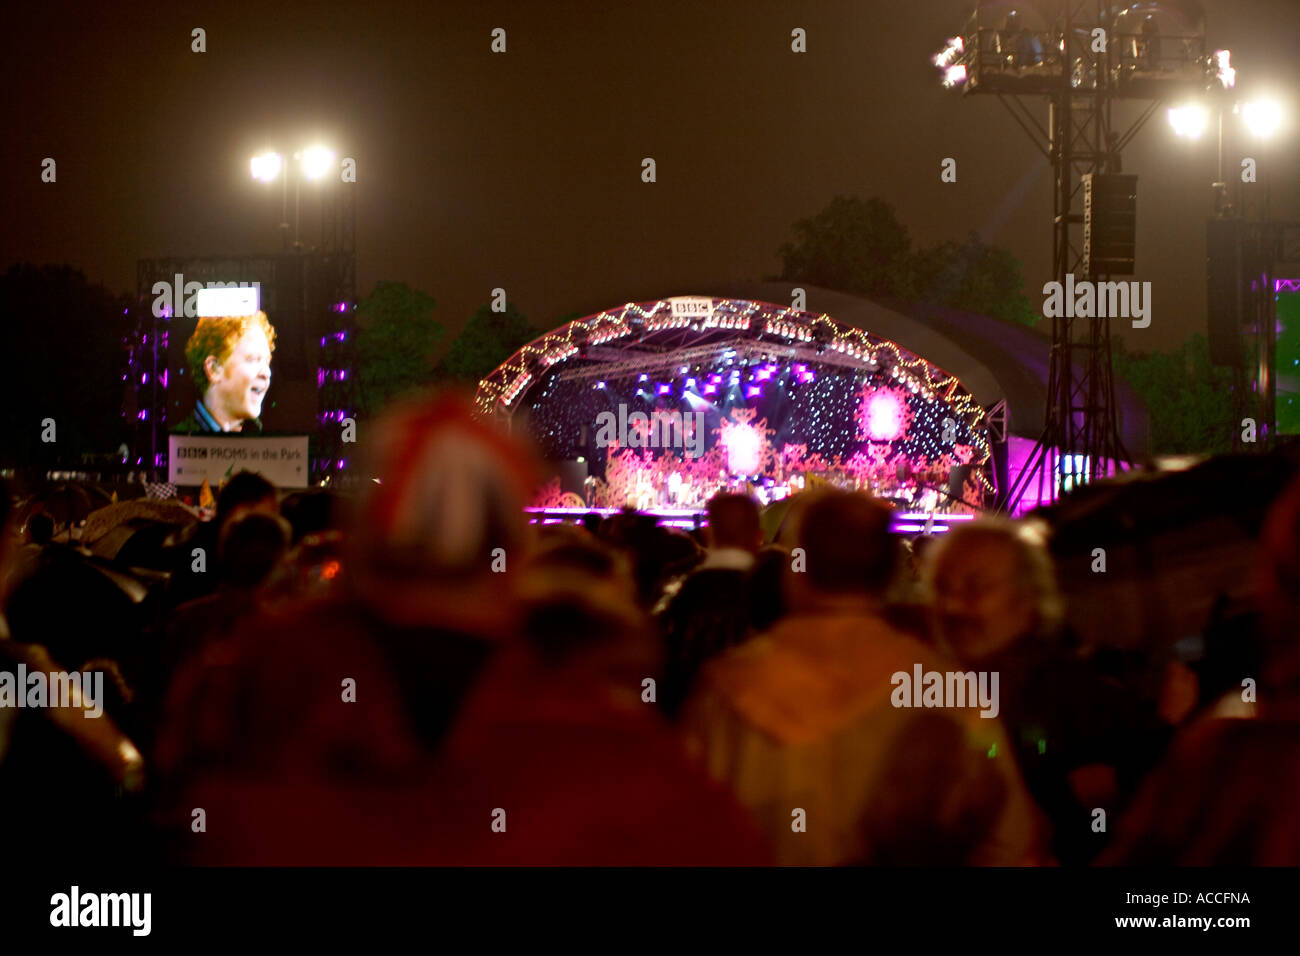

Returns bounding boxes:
[4,0,1298,351]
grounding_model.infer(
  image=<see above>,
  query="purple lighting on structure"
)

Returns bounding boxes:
[1277,278,1300,294]
[745,385,761,398]
[160,370,168,388]
[703,384,718,395]
[657,384,671,395]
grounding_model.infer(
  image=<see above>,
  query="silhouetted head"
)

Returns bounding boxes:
[216,471,278,531]
[348,392,536,634]
[787,491,898,612]
[218,511,292,590]
[706,493,762,554]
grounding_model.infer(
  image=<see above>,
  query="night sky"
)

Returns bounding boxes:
[4,0,1298,352]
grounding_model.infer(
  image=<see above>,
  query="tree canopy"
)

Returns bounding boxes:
[0,263,132,467]
[437,301,538,387]
[353,280,444,417]
[779,195,1036,326]
[1111,334,1234,456]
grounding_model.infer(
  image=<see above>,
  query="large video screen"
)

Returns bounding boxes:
[1275,289,1300,434]
[171,309,277,436]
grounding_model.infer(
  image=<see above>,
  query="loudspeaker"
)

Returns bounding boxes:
[1207,218,1245,366]
[1084,173,1138,276]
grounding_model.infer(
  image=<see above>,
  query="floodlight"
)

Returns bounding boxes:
[250,152,282,182]
[300,145,337,181]
[1242,99,1284,139]
[1167,104,1209,139]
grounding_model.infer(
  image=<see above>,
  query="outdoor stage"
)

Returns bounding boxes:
[477,297,996,516]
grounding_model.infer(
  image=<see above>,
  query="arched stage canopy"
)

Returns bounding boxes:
[477,297,996,514]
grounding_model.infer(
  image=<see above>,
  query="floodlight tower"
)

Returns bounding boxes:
[935,0,1218,511]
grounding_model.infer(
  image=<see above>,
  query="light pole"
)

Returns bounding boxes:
[1170,92,1289,449]
[251,146,337,250]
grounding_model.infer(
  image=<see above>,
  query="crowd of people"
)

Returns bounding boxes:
[1,391,1298,865]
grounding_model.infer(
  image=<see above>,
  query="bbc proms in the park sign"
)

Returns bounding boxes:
[168,435,309,488]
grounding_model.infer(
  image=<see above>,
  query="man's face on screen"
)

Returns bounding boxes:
[204,326,272,429]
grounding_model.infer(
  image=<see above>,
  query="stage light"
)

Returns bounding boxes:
[865,390,907,441]
[941,64,967,89]
[300,145,337,180]
[1214,50,1236,90]
[1242,99,1285,139]
[250,152,283,182]
[931,36,963,69]
[721,424,761,475]
[1168,104,1209,139]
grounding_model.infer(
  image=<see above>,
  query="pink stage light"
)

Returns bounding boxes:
[865,390,907,441]
[722,423,761,475]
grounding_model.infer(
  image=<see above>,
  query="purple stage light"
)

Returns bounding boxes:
[745,385,760,398]
[657,384,671,395]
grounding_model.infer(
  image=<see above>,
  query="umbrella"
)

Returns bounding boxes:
[82,499,197,547]
[1036,453,1297,652]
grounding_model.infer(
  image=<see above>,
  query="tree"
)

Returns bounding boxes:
[1111,334,1234,456]
[778,197,1036,326]
[0,264,132,469]
[353,281,444,417]
[439,302,538,386]
[912,232,1038,327]
[779,196,915,299]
